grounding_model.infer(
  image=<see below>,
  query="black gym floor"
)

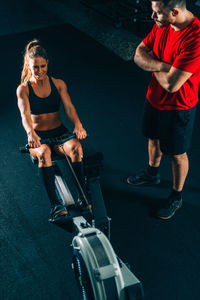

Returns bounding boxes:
[1,3,200,300]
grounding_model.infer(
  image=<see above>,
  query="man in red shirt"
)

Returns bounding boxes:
[127,0,200,219]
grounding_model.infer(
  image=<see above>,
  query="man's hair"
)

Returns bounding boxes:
[150,0,186,10]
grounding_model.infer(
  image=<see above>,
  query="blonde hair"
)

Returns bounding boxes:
[21,39,48,83]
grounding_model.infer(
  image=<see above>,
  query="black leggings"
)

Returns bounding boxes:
[38,166,63,208]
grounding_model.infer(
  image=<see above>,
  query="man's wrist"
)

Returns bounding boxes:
[160,62,171,72]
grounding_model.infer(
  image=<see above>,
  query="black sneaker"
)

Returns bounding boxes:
[127,171,160,186]
[49,204,68,221]
[156,195,182,220]
[77,197,92,211]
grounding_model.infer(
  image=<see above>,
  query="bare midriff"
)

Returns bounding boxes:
[31,111,62,131]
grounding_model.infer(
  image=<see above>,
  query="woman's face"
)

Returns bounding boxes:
[28,56,48,81]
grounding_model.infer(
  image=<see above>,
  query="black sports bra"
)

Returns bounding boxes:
[27,77,61,115]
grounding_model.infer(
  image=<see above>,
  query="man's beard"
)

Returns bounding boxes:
[154,19,170,27]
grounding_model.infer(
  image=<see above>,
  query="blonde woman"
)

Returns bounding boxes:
[17,39,87,221]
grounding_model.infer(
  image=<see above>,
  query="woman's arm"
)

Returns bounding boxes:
[54,78,87,140]
[16,84,41,148]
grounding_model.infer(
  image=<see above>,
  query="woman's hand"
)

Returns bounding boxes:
[73,125,87,140]
[27,131,41,148]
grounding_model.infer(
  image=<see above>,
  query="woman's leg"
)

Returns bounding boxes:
[54,138,83,162]
[29,144,68,218]
[54,139,90,208]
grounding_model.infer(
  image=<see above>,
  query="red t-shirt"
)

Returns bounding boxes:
[143,17,200,110]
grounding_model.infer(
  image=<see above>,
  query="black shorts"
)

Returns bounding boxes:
[142,100,197,155]
[35,124,70,139]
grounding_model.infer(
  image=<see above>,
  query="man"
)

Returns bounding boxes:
[127,0,200,219]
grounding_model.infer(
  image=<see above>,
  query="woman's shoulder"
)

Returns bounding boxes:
[51,76,67,90]
[16,82,29,96]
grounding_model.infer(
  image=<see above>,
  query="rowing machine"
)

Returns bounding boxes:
[19,134,144,299]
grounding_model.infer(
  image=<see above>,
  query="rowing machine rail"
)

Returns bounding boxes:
[19,134,144,299]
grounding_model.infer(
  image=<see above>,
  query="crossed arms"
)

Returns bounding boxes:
[134,42,192,93]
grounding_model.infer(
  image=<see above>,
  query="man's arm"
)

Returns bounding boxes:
[153,67,192,93]
[134,42,171,72]
[134,41,192,92]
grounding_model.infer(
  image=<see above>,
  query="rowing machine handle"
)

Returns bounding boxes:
[19,133,84,153]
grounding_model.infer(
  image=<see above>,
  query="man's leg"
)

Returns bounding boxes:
[171,152,189,191]
[148,138,162,167]
[155,152,188,220]
[127,138,162,185]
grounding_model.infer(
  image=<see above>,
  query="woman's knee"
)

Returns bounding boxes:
[68,141,83,161]
[37,145,52,166]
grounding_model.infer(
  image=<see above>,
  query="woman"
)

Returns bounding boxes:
[17,39,87,221]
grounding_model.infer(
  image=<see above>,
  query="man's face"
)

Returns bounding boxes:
[151,1,173,27]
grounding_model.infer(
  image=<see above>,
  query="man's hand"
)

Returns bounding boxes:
[148,51,171,72]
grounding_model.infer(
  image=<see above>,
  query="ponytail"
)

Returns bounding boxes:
[21,39,48,83]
